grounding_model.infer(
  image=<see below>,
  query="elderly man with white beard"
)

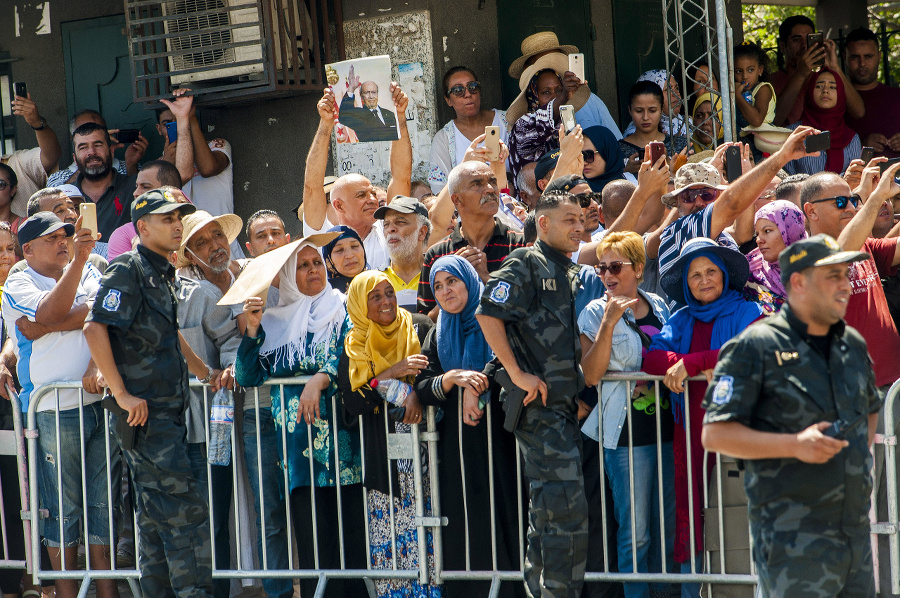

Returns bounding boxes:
[375,195,432,312]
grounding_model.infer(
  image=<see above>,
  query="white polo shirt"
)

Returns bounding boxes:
[2,263,102,412]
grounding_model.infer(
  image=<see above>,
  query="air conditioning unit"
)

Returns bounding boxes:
[163,0,265,85]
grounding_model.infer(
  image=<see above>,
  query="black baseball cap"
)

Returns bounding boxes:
[17,212,75,246]
[534,149,562,182]
[544,174,589,194]
[374,195,429,220]
[131,189,196,224]
[779,234,869,286]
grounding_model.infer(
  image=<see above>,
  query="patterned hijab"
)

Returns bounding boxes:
[344,271,420,391]
[526,68,560,113]
[431,255,493,372]
[747,200,807,297]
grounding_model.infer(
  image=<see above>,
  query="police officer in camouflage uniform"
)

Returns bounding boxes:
[84,189,221,598]
[701,234,880,598]
[476,190,588,598]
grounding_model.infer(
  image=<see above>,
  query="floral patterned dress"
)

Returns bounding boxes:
[235,313,362,491]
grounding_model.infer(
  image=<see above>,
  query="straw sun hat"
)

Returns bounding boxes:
[175,210,243,269]
[506,52,590,125]
[508,32,579,79]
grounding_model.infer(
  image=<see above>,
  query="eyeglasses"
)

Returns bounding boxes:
[679,188,720,204]
[582,150,597,164]
[597,261,632,275]
[447,81,481,97]
[808,194,861,209]
[575,192,602,207]
[0,181,9,190]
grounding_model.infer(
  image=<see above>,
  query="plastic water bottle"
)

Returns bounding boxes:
[208,388,234,466]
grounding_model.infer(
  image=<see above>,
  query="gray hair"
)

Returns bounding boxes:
[516,166,539,199]
[417,212,433,246]
[447,161,488,195]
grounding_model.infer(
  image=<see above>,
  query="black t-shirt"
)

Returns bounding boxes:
[620,310,675,447]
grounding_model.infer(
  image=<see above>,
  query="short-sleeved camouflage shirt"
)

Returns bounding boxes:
[703,304,878,531]
[477,239,584,413]
[87,244,190,417]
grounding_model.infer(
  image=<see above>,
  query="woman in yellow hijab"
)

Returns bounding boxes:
[691,92,724,153]
[340,270,443,597]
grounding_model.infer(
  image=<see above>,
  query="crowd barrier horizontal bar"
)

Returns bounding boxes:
[11,374,899,596]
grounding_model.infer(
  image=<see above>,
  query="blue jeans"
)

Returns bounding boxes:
[604,442,675,598]
[242,406,292,598]
[36,403,121,547]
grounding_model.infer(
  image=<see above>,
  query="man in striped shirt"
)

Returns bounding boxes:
[418,161,525,319]
[658,126,821,304]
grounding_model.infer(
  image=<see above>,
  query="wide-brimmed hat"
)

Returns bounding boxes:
[508,32,579,80]
[687,149,716,164]
[660,237,750,305]
[175,210,243,268]
[506,53,591,126]
[217,233,339,306]
[741,123,793,154]
[661,162,729,207]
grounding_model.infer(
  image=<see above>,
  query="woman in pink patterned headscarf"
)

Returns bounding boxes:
[747,199,807,309]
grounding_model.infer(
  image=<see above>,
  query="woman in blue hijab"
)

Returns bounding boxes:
[582,126,628,193]
[414,255,520,596]
[323,225,367,293]
[643,238,763,592]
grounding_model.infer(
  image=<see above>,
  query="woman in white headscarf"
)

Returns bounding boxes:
[235,240,366,598]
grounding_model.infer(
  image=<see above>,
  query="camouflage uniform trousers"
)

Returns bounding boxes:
[752,524,873,597]
[515,405,589,598]
[119,415,214,598]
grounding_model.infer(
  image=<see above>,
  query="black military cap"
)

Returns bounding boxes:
[374,195,429,220]
[779,234,869,286]
[17,212,75,246]
[131,189,196,224]
[534,149,561,182]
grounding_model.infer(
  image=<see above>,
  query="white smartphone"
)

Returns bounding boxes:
[484,126,501,162]
[569,53,585,82]
[80,203,98,239]
[560,105,576,133]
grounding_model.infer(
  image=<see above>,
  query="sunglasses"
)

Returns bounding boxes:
[447,81,481,97]
[679,187,720,204]
[0,181,9,190]
[582,150,597,164]
[808,194,860,209]
[575,192,602,207]
[597,261,632,275]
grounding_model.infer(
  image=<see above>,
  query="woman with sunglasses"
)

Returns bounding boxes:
[579,231,674,598]
[582,126,632,193]
[619,81,689,174]
[643,238,763,597]
[427,66,509,194]
[783,67,861,175]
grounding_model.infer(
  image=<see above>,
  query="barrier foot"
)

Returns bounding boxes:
[75,576,91,598]
[127,577,143,598]
[314,572,328,598]
[488,576,502,598]
[364,577,377,598]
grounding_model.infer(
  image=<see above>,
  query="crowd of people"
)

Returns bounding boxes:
[0,15,899,598]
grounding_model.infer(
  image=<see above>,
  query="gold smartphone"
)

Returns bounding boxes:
[484,126,501,162]
[568,53,585,82]
[80,203,98,239]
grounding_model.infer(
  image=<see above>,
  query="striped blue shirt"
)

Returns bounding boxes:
[783,122,862,175]
[658,204,740,290]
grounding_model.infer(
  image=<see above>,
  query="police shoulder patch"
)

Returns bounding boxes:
[102,289,121,312]
[490,281,511,304]
[712,375,734,405]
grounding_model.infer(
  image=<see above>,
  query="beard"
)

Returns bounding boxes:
[387,233,421,263]
[76,153,112,181]
[207,248,230,274]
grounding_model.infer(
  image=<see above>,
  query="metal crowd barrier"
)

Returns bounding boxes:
[9,375,900,597]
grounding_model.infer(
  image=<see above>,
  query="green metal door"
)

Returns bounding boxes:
[496,0,596,108]
[61,15,164,163]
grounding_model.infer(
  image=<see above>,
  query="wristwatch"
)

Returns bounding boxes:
[199,366,214,384]
[30,117,47,131]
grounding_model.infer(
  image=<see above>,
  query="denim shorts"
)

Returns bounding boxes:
[36,402,122,547]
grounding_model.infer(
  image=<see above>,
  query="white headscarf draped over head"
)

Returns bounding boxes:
[258,242,346,369]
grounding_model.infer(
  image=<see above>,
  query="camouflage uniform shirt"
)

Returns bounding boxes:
[87,244,191,418]
[703,303,878,531]
[477,239,584,413]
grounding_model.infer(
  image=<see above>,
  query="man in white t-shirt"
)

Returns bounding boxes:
[2,212,120,598]
[301,85,413,271]
[154,91,243,259]
[3,92,62,218]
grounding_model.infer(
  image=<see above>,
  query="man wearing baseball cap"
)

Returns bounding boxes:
[702,234,878,597]
[375,195,431,312]
[1,212,116,597]
[84,189,220,598]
